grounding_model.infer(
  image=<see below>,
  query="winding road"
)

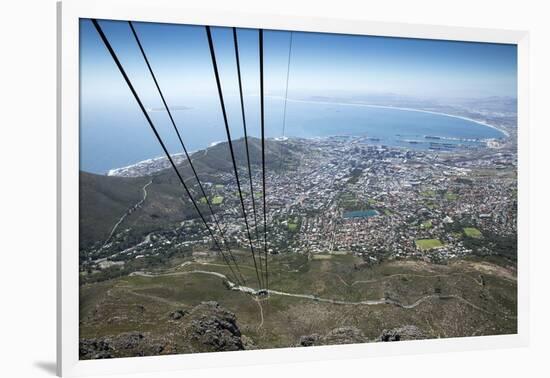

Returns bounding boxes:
[102,180,153,248]
[129,268,490,313]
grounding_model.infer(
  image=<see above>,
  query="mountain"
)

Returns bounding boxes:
[79,172,150,249]
[79,137,303,249]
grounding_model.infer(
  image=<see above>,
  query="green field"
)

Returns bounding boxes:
[415,238,443,250]
[286,217,300,232]
[199,197,208,204]
[212,195,224,205]
[464,227,482,238]
[337,192,377,212]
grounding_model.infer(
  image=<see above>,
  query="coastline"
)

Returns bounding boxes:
[273,96,511,138]
[106,152,186,176]
[105,99,511,176]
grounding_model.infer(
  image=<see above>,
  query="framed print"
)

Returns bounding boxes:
[57,0,529,376]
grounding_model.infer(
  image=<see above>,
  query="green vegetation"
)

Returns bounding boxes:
[79,138,518,357]
[80,252,517,353]
[311,254,333,260]
[197,195,223,205]
[420,189,436,198]
[212,195,224,205]
[463,231,517,261]
[338,192,377,212]
[421,220,432,229]
[464,227,482,238]
[424,201,436,210]
[445,192,458,200]
[79,172,151,249]
[347,168,363,184]
[415,238,443,250]
[79,137,297,250]
[286,216,301,232]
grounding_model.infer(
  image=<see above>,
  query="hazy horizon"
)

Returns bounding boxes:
[79,18,517,174]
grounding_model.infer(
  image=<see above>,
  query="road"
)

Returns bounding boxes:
[129,268,489,312]
[101,180,152,248]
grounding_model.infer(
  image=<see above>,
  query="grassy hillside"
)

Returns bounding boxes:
[79,172,149,248]
[80,253,517,354]
[154,137,302,183]
[79,138,304,249]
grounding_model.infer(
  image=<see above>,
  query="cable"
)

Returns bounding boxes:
[205,26,263,290]
[259,29,269,292]
[232,27,261,245]
[279,31,294,171]
[232,27,265,286]
[91,19,242,286]
[128,21,246,285]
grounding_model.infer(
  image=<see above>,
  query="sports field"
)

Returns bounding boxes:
[415,238,443,250]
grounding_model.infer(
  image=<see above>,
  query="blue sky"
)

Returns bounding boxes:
[80,18,517,103]
[79,18,517,173]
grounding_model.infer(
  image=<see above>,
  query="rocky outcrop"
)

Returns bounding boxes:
[169,309,189,320]
[298,325,426,347]
[377,325,426,342]
[188,301,244,352]
[79,332,172,359]
[79,339,114,359]
[299,334,321,347]
[299,327,368,347]
[80,302,247,359]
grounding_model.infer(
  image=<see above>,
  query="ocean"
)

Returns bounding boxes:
[80,97,505,174]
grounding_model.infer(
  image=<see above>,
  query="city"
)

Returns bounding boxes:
[80,131,517,276]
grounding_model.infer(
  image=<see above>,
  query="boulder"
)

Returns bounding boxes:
[298,327,367,347]
[377,325,426,342]
[79,339,114,360]
[169,309,189,320]
[79,332,172,359]
[188,301,244,352]
[299,334,320,347]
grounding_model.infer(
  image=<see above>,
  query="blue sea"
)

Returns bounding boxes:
[80,97,505,174]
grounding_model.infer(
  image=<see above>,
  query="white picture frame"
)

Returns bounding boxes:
[57,0,530,376]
